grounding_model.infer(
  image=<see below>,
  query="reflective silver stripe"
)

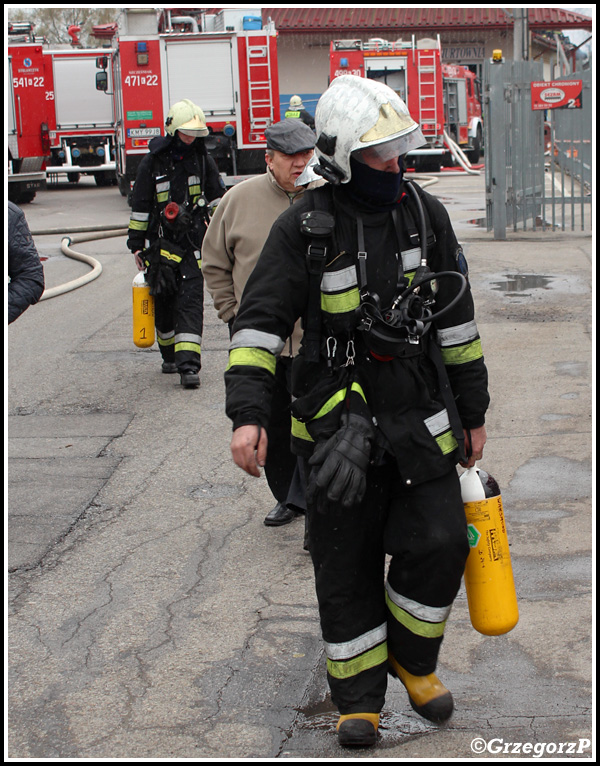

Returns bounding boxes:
[175,333,202,345]
[130,211,150,222]
[424,408,451,437]
[156,181,170,193]
[321,266,357,293]
[188,175,201,186]
[437,320,479,347]
[401,247,421,272]
[324,623,387,661]
[386,582,453,623]
[229,328,285,355]
[157,330,175,340]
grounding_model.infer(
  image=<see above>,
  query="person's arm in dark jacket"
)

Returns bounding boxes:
[8,202,45,323]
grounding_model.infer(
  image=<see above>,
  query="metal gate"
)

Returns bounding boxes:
[484,60,592,238]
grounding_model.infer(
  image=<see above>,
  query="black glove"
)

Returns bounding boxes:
[307,413,375,510]
[145,240,183,297]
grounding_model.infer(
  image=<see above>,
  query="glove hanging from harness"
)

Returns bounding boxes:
[307,412,375,511]
[142,238,185,297]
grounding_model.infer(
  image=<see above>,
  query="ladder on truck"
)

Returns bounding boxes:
[246,36,275,138]
[415,46,441,133]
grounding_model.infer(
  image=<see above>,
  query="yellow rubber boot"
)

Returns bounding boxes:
[388,654,454,723]
[336,713,379,747]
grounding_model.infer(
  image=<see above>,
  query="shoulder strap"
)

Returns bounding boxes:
[300,186,335,363]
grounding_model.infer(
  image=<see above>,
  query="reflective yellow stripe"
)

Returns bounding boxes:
[291,417,313,442]
[160,248,182,264]
[156,192,169,203]
[189,184,201,197]
[321,288,360,314]
[385,591,446,638]
[129,219,149,231]
[436,431,458,455]
[440,339,483,365]
[327,642,388,680]
[291,382,367,444]
[227,347,276,375]
[175,341,201,354]
[157,336,175,347]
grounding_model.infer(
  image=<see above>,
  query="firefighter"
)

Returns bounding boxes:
[127,99,226,388]
[284,95,315,129]
[224,76,489,747]
[203,118,324,526]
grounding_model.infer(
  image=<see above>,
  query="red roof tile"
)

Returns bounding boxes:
[262,7,592,33]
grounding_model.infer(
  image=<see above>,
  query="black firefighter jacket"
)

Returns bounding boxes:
[126,135,225,258]
[8,201,45,324]
[225,180,490,487]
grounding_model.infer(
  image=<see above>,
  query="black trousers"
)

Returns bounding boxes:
[155,274,204,372]
[306,462,469,715]
[265,356,305,510]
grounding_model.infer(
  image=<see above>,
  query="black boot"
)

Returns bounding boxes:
[180,370,200,389]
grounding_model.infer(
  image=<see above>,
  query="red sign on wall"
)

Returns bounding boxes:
[531,80,583,110]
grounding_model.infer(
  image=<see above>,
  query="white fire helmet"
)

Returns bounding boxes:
[165,99,209,137]
[314,75,426,183]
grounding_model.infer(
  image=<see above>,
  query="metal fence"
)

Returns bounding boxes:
[484,60,592,238]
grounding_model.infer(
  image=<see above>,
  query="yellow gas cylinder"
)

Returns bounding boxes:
[460,466,519,636]
[132,271,155,348]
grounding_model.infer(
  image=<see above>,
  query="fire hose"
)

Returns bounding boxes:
[31,225,128,301]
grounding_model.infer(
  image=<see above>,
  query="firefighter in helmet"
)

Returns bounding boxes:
[127,99,226,388]
[284,95,315,129]
[224,75,489,747]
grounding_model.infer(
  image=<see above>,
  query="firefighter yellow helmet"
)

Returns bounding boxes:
[165,99,209,137]
[314,75,426,183]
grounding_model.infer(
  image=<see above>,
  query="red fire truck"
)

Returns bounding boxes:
[94,7,280,198]
[44,44,118,187]
[8,22,50,203]
[329,37,483,170]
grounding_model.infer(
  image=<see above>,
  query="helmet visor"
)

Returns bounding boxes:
[353,127,427,164]
[178,127,208,138]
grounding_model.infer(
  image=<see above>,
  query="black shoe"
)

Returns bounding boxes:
[263,502,296,526]
[162,362,177,374]
[336,714,379,747]
[180,371,200,389]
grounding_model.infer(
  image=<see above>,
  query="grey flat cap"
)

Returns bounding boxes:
[265,118,316,154]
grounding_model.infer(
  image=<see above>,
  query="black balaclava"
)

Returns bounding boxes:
[345,154,404,211]
[171,133,197,162]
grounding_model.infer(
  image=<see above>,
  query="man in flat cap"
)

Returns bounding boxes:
[203,118,324,527]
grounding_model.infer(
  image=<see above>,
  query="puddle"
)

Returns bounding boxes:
[491,274,553,293]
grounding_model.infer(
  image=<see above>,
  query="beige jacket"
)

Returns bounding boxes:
[202,168,324,356]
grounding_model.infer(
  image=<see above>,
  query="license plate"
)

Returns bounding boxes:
[128,128,161,138]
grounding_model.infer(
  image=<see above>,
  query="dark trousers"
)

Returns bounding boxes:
[306,463,469,715]
[265,356,305,510]
[155,274,204,372]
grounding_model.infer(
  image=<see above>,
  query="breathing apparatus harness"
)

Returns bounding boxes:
[302,181,467,360]
[300,179,468,462]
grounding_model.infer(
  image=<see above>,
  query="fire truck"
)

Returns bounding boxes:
[329,37,483,170]
[94,7,280,198]
[44,43,118,187]
[8,22,50,203]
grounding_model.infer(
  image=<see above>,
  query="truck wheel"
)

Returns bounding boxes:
[67,173,80,184]
[468,126,483,164]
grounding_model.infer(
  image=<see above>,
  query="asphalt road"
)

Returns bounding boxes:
[6,172,593,760]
